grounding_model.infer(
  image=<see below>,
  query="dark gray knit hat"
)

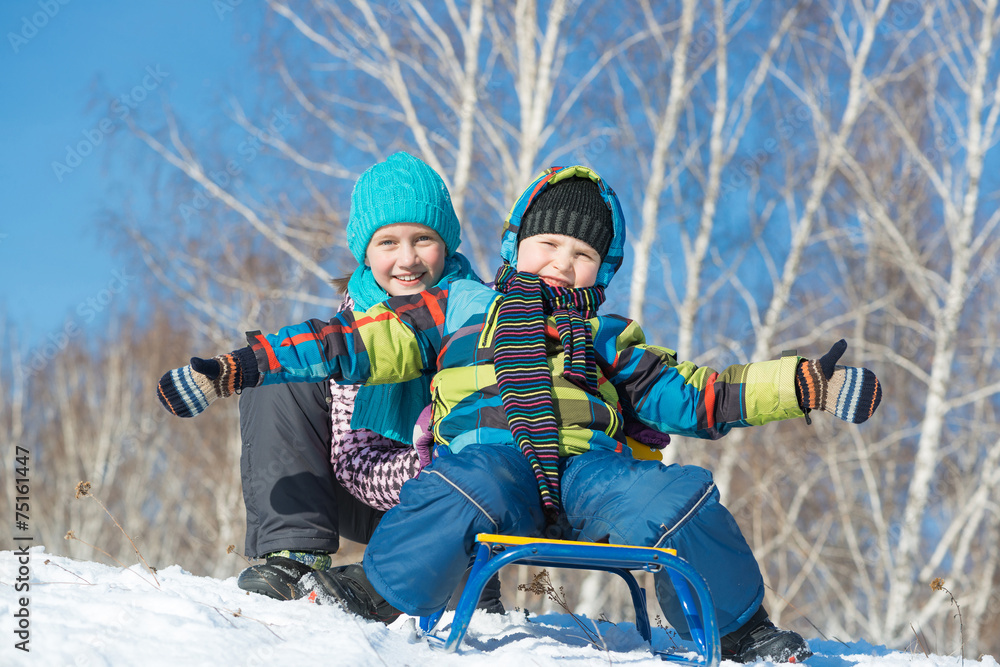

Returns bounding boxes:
[518,177,613,259]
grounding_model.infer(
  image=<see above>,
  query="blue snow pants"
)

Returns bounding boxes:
[362,446,764,637]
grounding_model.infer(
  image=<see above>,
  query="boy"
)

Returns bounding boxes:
[158,166,881,662]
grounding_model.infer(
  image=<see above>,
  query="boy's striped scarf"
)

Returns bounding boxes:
[492,263,605,523]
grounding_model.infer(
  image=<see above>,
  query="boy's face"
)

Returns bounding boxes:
[516,233,600,288]
[364,223,446,296]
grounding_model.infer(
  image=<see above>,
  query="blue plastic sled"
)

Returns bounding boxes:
[421,533,721,666]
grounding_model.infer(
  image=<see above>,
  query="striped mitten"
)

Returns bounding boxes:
[157,347,258,418]
[796,339,882,424]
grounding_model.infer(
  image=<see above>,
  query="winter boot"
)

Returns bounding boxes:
[477,571,505,615]
[297,563,402,624]
[720,606,812,663]
[237,551,332,601]
[447,568,505,615]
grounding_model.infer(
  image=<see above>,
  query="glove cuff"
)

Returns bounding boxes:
[213,346,260,397]
[235,345,261,388]
[795,359,825,411]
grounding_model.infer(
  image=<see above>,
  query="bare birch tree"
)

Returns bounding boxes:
[126,0,643,325]
[699,0,1000,654]
[817,0,1000,650]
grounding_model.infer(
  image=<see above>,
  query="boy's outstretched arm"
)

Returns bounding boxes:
[597,319,882,438]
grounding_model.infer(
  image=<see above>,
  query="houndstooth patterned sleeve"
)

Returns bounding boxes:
[328,380,421,511]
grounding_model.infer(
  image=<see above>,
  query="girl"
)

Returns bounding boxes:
[235,152,483,601]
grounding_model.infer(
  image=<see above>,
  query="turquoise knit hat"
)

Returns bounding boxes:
[348,152,462,262]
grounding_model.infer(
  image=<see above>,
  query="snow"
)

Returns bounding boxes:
[2,546,994,667]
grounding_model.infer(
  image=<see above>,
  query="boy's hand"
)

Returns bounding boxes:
[623,420,671,450]
[157,348,256,417]
[412,405,434,471]
[796,339,882,424]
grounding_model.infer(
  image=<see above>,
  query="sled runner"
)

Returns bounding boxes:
[421,533,721,666]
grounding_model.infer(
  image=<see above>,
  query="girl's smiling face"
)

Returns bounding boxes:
[365,223,447,296]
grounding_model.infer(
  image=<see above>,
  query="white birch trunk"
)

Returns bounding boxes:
[628,0,695,323]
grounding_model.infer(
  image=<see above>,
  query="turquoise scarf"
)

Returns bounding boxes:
[348,253,480,443]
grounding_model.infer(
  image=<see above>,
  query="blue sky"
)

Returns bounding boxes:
[0,1,254,349]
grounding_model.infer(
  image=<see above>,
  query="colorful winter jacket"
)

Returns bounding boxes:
[247,166,805,457]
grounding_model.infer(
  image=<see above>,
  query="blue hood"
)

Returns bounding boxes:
[499,165,626,290]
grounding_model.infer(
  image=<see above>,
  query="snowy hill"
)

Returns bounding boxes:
[1,546,993,666]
